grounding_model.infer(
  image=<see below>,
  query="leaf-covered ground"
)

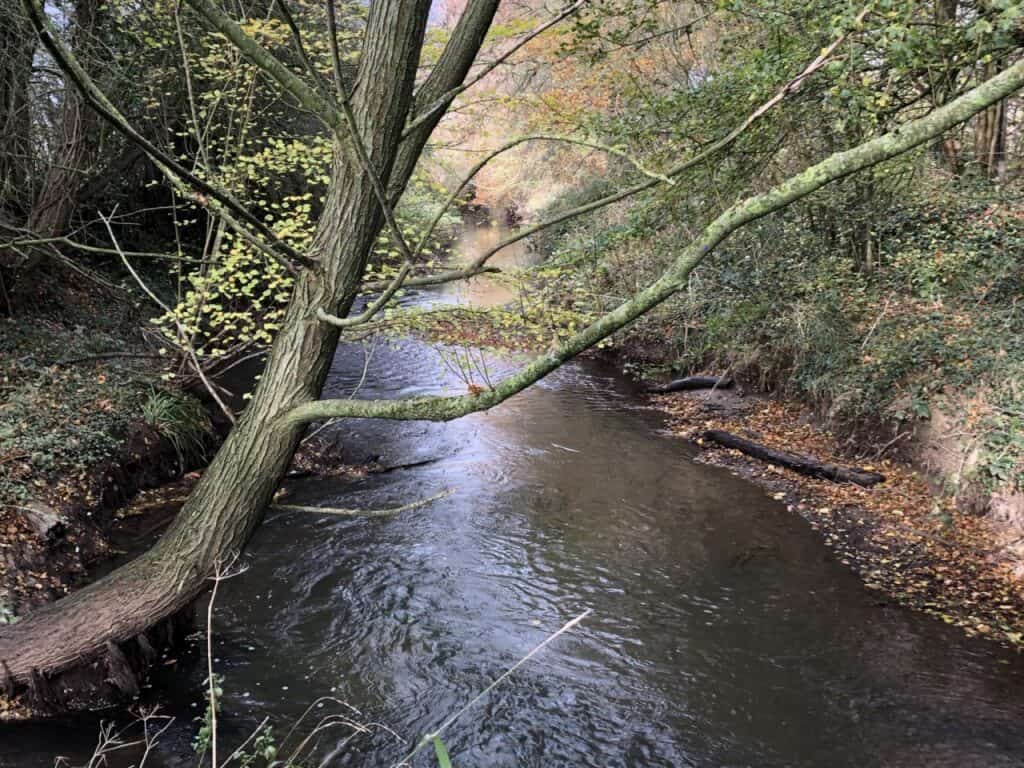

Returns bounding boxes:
[655,389,1024,650]
[0,285,206,623]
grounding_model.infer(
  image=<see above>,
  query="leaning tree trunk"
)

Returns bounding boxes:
[0,0,435,703]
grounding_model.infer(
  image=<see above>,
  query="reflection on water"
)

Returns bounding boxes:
[5,223,1024,768]
[441,222,538,308]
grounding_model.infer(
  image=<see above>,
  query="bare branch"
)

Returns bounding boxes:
[316,91,420,327]
[273,489,452,517]
[387,0,500,205]
[317,261,412,327]
[393,608,592,768]
[0,235,214,264]
[326,0,349,98]
[274,0,334,99]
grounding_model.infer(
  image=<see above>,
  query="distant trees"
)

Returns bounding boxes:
[0,0,35,223]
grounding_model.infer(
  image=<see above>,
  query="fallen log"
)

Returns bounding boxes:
[702,429,885,487]
[647,375,734,394]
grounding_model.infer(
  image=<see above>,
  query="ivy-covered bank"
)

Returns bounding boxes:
[0,281,213,627]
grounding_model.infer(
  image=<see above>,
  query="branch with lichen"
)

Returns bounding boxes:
[282,56,1024,426]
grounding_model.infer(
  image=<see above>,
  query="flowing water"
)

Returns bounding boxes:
[6,223,1024,767]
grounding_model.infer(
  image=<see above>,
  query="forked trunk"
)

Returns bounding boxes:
[0,0,432,705]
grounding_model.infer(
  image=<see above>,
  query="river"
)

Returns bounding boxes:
[5,222,1024,767]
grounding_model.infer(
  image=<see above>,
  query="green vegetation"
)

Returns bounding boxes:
[540,172,1024,491]
[0,309,150,508]
[0,312,212,510]
[141,386,212,468]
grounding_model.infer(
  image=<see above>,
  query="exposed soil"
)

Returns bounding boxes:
[1,423,195,617]
[653,385,1024,650]
[0,421,378,718]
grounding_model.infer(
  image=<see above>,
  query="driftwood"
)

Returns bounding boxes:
[702,429,885,487]
[647,376,734,394]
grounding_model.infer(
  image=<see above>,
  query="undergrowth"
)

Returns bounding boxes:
[142,387,212,468]
[0,316,149,508]
[535,169,1024,493]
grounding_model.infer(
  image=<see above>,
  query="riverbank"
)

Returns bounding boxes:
[651,385,1024,649]
[0,284,213,628]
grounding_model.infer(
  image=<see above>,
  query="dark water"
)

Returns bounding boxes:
[5,224,1024,767]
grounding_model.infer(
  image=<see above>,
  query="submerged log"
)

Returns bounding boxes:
[702,429,885,487]
[647,376,734,394]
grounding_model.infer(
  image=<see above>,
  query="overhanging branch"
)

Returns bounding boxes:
[22,0,314,275]
[283,56,1024,426]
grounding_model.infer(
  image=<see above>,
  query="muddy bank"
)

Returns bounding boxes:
[0,421,212,720]
[652,385,1024,649]
[1,423,211,619]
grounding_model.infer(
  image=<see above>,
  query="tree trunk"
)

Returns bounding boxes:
[975,61,1008,182]
[0,0,35,219]
[702,429,886,487]
[24,0,99,241]
[646,375,734,394]
[0,0,435,702]
[930,0,961,174]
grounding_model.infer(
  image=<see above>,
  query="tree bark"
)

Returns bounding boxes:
[974,62,1008,181]
[0,0,35,219]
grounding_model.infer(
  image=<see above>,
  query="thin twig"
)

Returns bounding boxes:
[392,608,592,768]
